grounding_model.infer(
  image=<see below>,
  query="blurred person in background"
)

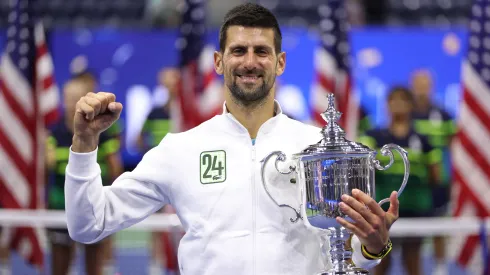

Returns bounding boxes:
[410,69,455,275]
[138,67,180,151]
[358,107,373,136]
[358,86,442,275]
[0,236,9,275]
[46,71,123,275]
[139,67,182,275]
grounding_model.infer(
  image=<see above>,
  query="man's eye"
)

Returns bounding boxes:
[233,48,245,54]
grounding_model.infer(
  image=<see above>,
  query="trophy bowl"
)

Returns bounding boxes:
[260,94,410,275]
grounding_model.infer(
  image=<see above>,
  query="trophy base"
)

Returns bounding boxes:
[316,267,369,275]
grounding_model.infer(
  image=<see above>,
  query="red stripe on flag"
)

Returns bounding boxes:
[459,132,490,181]
[44,108,59,126]
[41,75,54,91]
[178,62,202,130]
[463,86,490,134]
[161,231,178,271]
[0,131,31,178]
[10,228,43,267]
[202,70,215,90]
[0,180,43,267]
[0,177,24,209]
[452,179,467,217]
[36,27,59,126]
[453,169,489,218]
[453,165,490,266]
[458,236,481,266]
[338,75,352,128]
[316,72,336,94]
[36,43,47,57]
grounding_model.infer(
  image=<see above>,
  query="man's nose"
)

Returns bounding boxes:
[243,50,258,70]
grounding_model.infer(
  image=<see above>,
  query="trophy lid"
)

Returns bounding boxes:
[294,94,374,158]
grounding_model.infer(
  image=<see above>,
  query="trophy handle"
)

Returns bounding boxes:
[372,144,410,206]
[260,151,303,223]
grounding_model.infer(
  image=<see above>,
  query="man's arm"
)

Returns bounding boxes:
[45,134,57,171]
[65,91,174,244]
[99,130,124,182]
[65,136,174,244]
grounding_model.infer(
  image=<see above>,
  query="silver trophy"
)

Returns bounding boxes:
[260,94,410,275]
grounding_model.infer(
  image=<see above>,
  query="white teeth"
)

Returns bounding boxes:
[241,76,258,80]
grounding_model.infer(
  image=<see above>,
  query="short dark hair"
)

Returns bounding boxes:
[219,3,282,54]
[387,85,414,104]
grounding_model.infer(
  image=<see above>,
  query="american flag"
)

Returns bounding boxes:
[451,0,490,273]
[176,0,222,131]
[310,1,359,139]
[0,0,59,268]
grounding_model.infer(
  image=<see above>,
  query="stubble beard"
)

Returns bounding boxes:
[228,80,273,108]
[226,68,276,109]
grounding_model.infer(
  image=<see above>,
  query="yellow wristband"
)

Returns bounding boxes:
[361,240,393,260]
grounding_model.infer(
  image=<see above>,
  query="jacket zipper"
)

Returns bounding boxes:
[251,143,257,275]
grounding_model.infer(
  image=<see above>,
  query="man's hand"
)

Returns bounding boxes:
[336,189,399,254]
[44,130,56,170]
[72,92,123,153]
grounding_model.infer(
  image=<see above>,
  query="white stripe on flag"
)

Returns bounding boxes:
[0,144,30,208]
[0,92,32,164]
[336,71,347,99]
[462,203,483,273]
[198,45,215,74]
[463,61,490,117]
[35,227,47,251]
[18,236,32,259]
[39,85,59,115]
[0,54,33,116]
[458,102,490,162]
[345,90,359,140]
[34,23,45,47]
[314,47,337,78]
[452,140,490,212]
[0,226,12,247]
[448,200,480,265]
[36,54,54,81]
[198,80,223,116]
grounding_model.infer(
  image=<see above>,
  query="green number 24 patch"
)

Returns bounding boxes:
[200,150,226,184]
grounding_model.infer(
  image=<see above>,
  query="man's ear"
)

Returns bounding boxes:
[214,51,224,75]
[276,51,286,76]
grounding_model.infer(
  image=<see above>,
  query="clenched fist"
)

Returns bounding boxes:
[72,92,123,153]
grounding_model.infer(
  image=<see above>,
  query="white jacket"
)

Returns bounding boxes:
[65,102,380,275]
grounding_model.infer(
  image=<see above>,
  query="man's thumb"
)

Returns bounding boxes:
[108,102,123,114]
[387,191,399,217]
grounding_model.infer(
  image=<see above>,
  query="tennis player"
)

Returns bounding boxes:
[64,3,399,274]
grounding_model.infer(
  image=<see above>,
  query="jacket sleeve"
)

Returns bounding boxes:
[64,134,176,244]
[351,235,381,269]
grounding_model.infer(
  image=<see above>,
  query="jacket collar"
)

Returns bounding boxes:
[221,100,283,116]
[220,100,284,137]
